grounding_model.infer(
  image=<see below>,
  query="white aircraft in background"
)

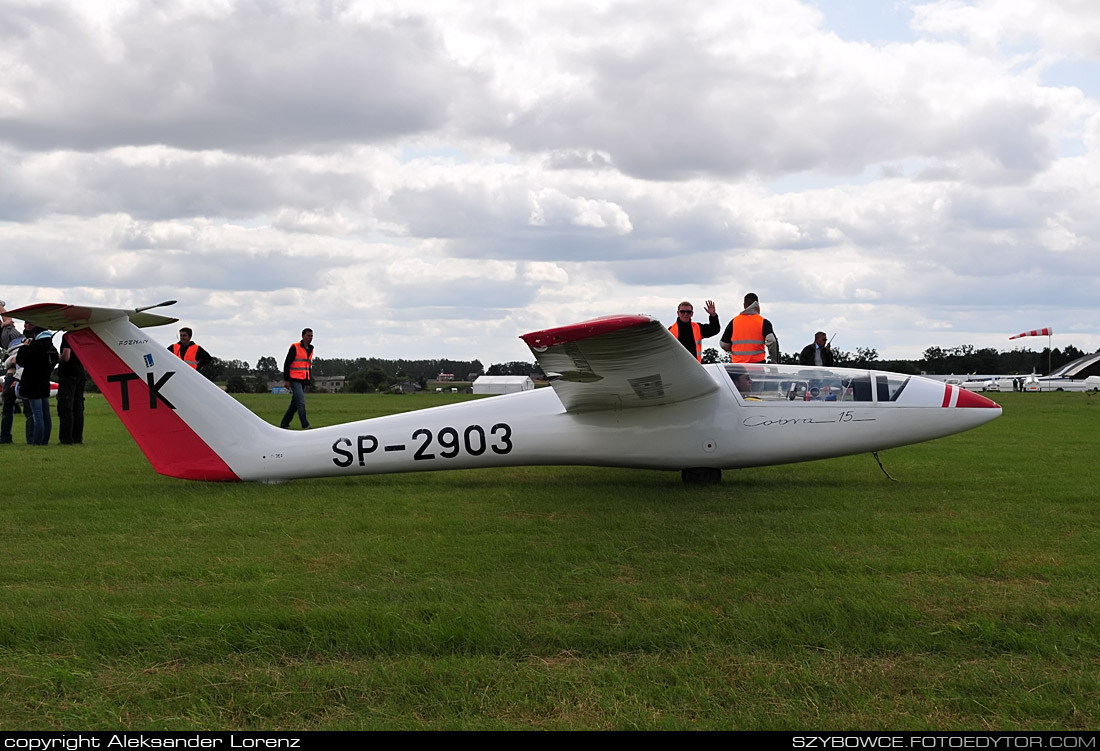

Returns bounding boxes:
[10,302,1001,485]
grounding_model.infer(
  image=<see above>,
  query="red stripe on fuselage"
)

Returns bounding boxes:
[67,328,239,481]
[941,384,953,408]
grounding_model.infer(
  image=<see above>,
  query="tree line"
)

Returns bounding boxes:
[701,343,1095,376]
[214,356,488,394]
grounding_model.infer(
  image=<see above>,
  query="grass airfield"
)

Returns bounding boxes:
[2,390,1098,730]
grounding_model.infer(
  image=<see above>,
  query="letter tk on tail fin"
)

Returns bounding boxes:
[7,302,272,481]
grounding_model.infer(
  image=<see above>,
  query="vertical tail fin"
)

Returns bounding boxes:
[10,303,276,481]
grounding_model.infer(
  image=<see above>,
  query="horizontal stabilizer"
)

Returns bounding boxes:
[520,315,719,412]
[6,302,179,331]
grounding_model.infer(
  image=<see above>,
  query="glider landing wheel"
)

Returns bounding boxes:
[682,468,722,485]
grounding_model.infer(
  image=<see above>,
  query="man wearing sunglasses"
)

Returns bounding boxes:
[669,300,720,362]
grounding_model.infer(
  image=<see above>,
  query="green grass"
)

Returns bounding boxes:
[2,391,1099,729]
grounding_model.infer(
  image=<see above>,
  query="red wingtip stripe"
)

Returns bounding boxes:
[520,315,655,349]
[67,329,240,481]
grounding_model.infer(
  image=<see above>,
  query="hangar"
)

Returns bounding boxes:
[472,375,535,395]
[1049,352,1100,379]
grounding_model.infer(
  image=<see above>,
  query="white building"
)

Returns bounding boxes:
[472,375,535,395]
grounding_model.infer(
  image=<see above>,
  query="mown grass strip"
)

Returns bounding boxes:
[1,391,1098,729]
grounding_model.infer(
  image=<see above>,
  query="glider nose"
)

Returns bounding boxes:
[954,388,1000,409]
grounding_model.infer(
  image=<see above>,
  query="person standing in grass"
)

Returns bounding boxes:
[0,364,17,444]
[56,331,86,444]
[16,322,59,445]
[280,328,314,430]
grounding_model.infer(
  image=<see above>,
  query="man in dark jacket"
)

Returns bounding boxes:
[16,323,59,445]
[56,331,86,444]
[167,327,213,371]
[280,328,314,430]
[799,331,834,367]
[669,300,720,362]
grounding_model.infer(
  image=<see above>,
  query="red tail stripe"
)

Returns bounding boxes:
[68,329,239,481]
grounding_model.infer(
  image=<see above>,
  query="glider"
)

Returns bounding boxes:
[10,302,1001,484]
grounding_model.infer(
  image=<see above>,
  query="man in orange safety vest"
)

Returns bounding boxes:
[280,328,314,430]
[720,293,779,364]
[668,300,720,362]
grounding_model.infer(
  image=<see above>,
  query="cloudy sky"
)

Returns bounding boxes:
[2,0,1098,368]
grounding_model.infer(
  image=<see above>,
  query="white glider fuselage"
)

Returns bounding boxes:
[250,363,996,481]
[10,304,1001,483]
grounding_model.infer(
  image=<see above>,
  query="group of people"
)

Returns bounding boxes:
[0,298,318,443]
[167,324,316,429]
[0,290,836,440]
[668,292,835,389]
[162,325,316,430]
[2,304,95,446]
[0,304,79,445]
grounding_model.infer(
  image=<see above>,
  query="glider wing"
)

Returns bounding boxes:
[6,302,179,331]
[520,315,720,413]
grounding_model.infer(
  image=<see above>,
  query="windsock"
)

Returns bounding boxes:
[1009,328,1052,340]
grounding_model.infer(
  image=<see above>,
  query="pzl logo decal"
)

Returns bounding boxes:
[106,371,177,410]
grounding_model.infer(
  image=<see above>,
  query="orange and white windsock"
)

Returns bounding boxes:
[1009,327,1052,340]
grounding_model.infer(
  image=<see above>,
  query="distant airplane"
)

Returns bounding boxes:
[10,302,1001,484]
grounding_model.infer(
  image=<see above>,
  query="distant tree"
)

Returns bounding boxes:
[311,358,346,377]
[1062,344,1085,362]
[346,367,393,393]
[250,374,270,393]
[1000,347,1038,374]
[225,375,250,393]
[311,357,482,381]
[203,359,225,380]
[255,356,279,377]
[922,346,946,363]
[701,347,721,364]
[1050,344,1086,372]
[831,348,853,365]
[877,360,922,375]
[973,348,1000,373]
[208,358,250,379]
[486,361,540,376]
[853,347,879,365]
